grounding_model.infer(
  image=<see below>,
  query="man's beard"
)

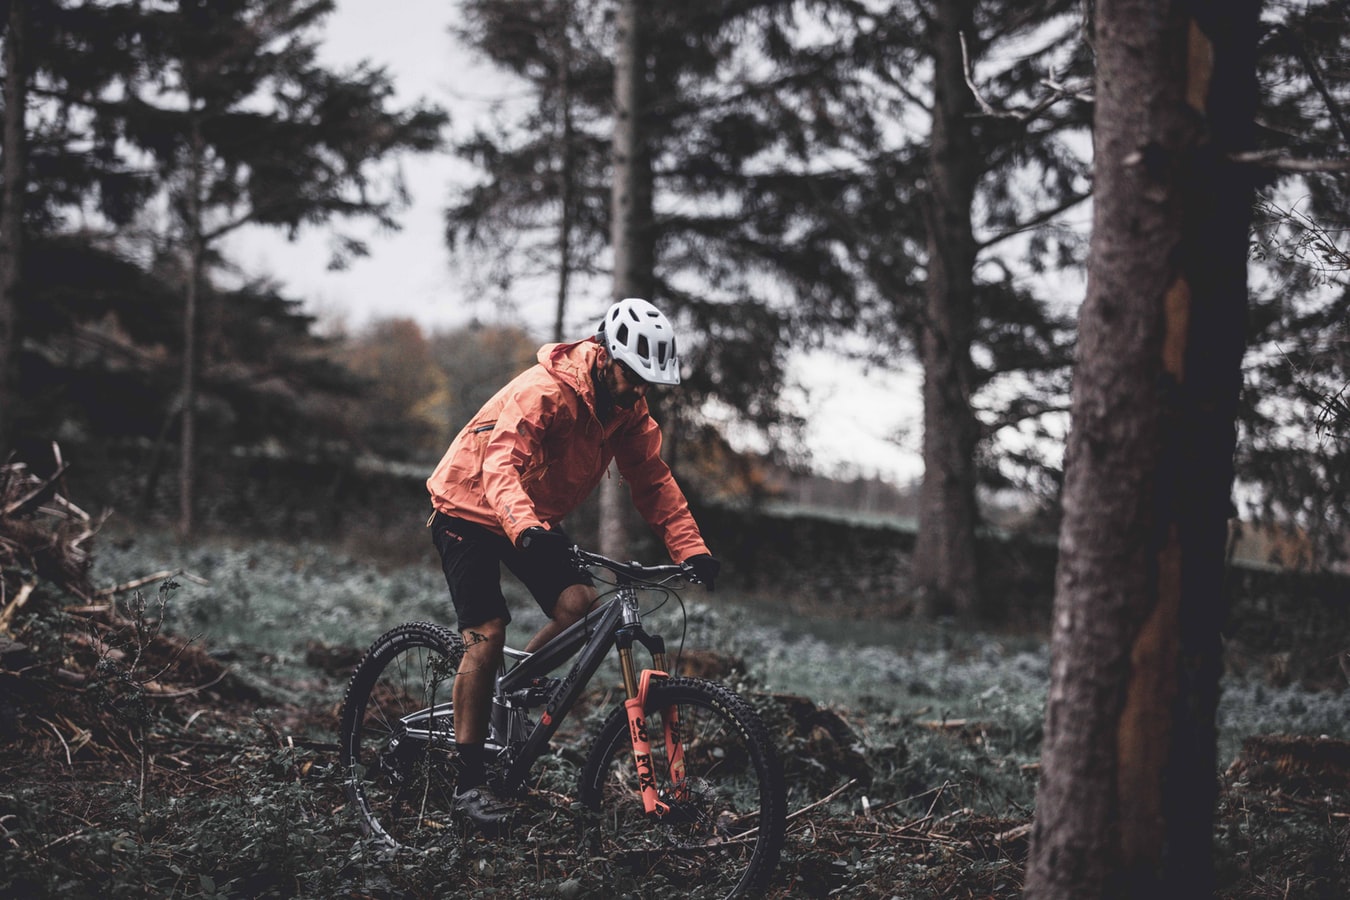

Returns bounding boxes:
[593,364,640,421]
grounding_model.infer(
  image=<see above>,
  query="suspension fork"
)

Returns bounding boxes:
[616,597,687,815]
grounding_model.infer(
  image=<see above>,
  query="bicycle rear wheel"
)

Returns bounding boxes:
[337,621,465,849]
[577,676,786,898]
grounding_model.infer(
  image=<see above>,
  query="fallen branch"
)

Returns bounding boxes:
[788,778,858,823]
[139,667,231,699]
[0,580,36,634]
[39,716,75,767]
[919,718,972,730]
[993,822,1034,843]
[94,569,210,599]
[1,462,72,518]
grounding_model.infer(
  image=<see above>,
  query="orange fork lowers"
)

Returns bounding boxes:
[624,668,687,815]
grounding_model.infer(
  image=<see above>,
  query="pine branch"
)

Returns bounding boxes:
[960,32,1093,123]
[1230,151,1350,173]
[1264,24,1350,149]
[978,399,1073,436]
[977,192,1091,251]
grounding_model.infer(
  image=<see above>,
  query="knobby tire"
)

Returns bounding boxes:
[337,621,465,850]
[578,677,787,898]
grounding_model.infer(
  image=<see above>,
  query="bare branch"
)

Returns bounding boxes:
[1265,24,1350,149]
[980,400,1073,436]
[960,32,1093,123]
[978,192,1091,251]
[1,462,71,518]
[1231,150,1350,173]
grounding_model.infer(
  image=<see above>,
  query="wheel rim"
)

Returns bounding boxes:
[586,690,774,896]
[345,639,462,849]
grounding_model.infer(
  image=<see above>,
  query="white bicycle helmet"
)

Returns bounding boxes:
[597,298,681,385]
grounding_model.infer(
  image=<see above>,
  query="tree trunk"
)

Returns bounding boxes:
[139,403,182,515]
[178,117,206,541]
[609,0,655,300]
[601,0,654,558]
[1024,2,1259,897]
[911,0,981,619]
[0,0,29,453]
[552,0,574,344]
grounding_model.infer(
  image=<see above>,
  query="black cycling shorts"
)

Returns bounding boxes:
[429,511,592,630]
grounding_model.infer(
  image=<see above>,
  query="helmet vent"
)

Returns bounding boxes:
[594,298,682,386]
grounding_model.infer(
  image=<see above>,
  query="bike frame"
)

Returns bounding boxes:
[488,554,688,808]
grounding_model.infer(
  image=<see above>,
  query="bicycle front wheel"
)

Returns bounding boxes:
[337,621,465,850]
[577,676,786,898]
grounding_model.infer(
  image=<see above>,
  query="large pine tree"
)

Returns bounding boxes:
[1238,0,1350,565]
[98,0,446,537]
[0,0,29,453]
[1,0,157,453]
[1025,0,1261,893]
[449,1,1095,618]
[764,0,1094,617]
[448,0,867,453]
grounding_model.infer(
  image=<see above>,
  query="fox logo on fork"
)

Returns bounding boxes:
[634,752,658,794]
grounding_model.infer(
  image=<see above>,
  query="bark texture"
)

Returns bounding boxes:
[178,116,206,541]
[1,0,29,452]
[912,0,981,618]
[553,0,575,344]
[600,0,653,557]
[1024,1,1260,897]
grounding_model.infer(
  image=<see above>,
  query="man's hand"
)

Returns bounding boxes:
[518,526,574,567]
[683,554,721,591]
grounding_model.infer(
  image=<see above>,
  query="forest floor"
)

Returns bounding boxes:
[1,526,1348,898]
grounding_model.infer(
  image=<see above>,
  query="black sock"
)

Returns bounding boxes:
[457,741,487,791]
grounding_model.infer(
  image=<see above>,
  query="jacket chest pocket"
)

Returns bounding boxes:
[521,459,550,485]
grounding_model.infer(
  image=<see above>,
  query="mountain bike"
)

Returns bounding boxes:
[337,545,787,898]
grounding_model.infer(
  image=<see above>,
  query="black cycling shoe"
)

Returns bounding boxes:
[454,785,514,837]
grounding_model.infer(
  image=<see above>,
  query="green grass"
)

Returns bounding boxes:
[50,528,1344,898]
[91,529,1346,765]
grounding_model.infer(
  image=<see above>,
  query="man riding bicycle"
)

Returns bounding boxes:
[425,297,720,833]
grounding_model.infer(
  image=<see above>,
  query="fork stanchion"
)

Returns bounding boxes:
[617,643,640,699]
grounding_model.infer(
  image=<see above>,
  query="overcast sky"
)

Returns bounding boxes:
[224,0,925,485]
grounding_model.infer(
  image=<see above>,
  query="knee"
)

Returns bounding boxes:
[462,619,506,654]
[552,585,597,627]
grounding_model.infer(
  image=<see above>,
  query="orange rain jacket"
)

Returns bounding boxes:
[427,339,710,563]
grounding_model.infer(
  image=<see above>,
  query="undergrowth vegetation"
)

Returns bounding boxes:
[1,528,1346,898]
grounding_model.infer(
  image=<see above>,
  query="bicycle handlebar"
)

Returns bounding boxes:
[517,528,701,585]
[570,546,700,585]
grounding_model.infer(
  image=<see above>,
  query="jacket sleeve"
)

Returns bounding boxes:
[612,413,711,563]
[480,376,558,545]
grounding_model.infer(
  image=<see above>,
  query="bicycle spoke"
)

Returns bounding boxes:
[339,623,465,850]
[339,552,787,899]
[579,678,786,898]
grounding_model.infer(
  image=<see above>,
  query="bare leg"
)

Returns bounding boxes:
[453,618,506,744]
[523,584,599,653]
